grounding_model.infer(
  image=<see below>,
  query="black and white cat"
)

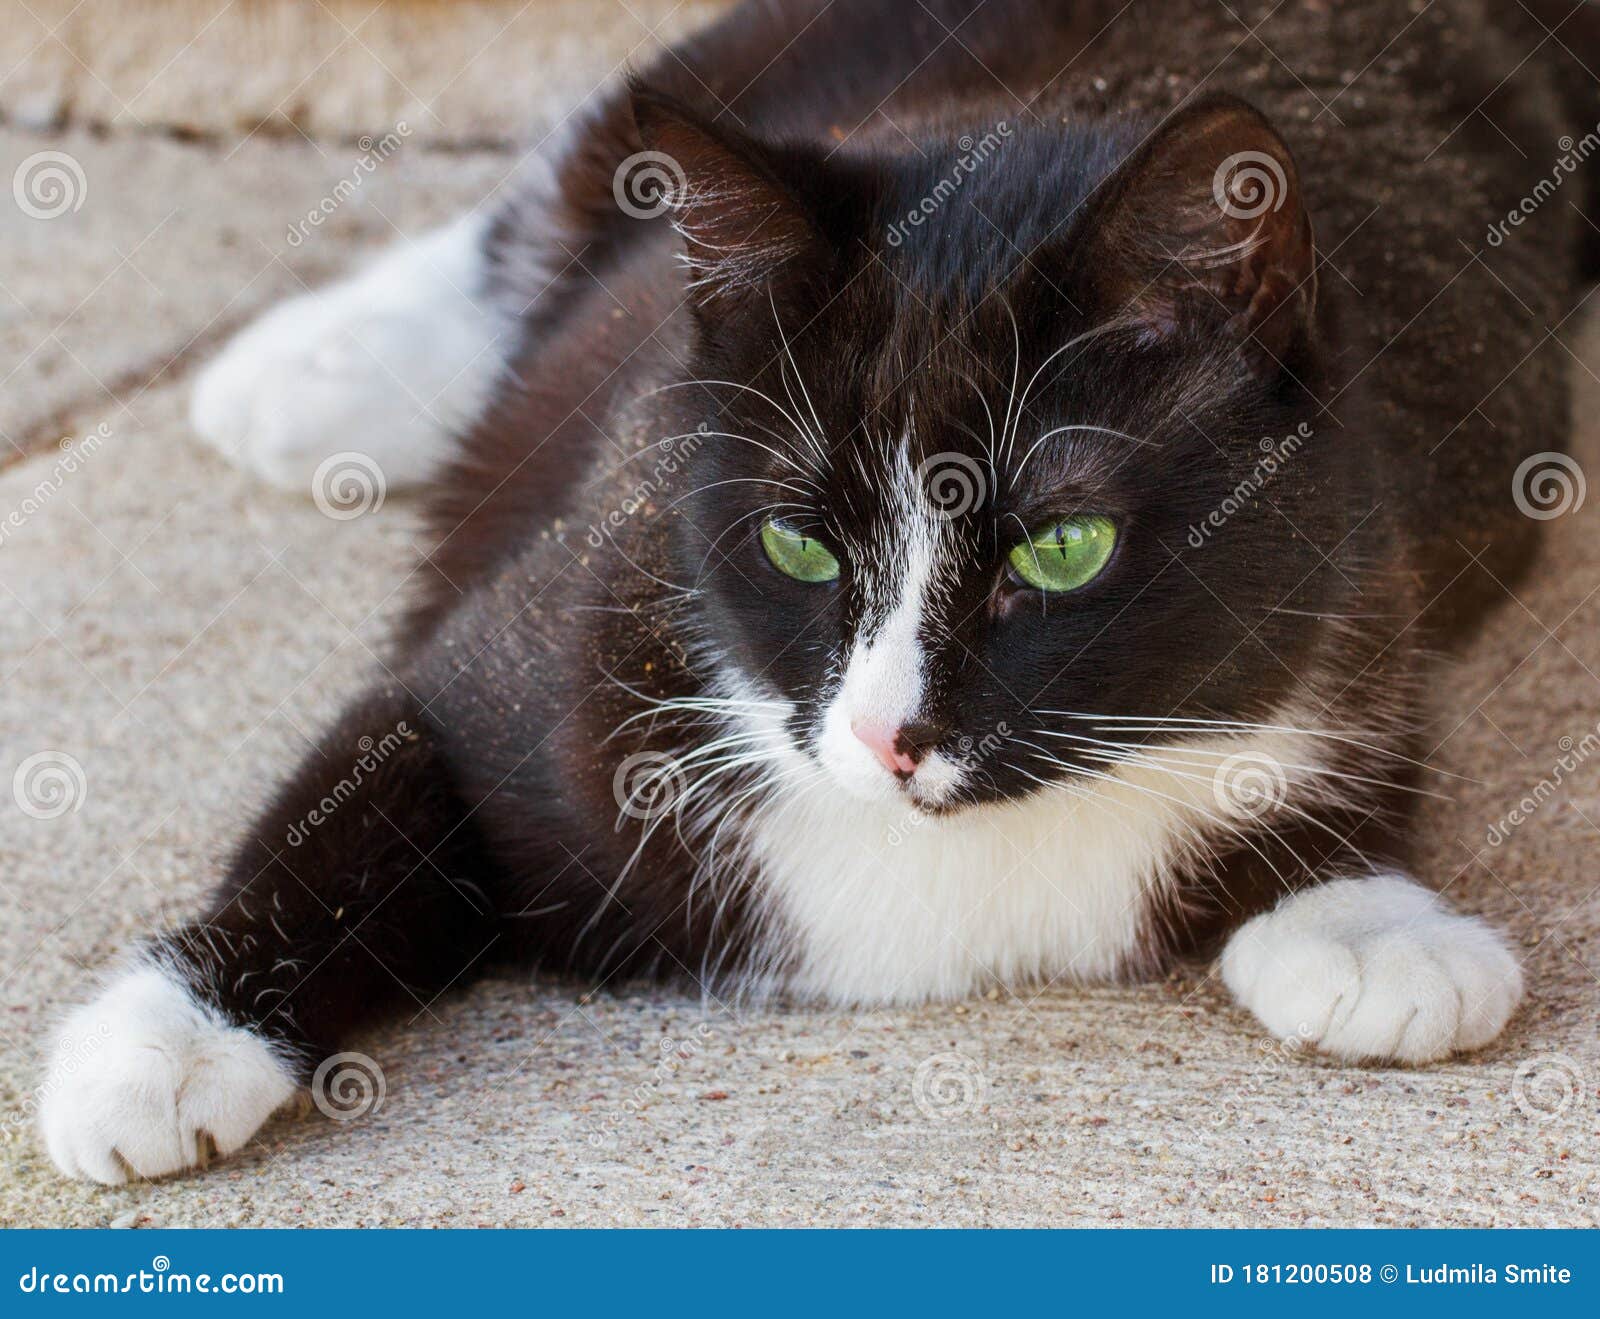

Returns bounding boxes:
[42,0,1596,1183]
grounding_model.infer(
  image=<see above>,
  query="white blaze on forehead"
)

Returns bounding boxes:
[838,516,937,727]
[814,437,968,803]
[837,438,948,730]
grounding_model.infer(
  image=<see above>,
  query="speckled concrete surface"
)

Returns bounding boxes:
[0,1,727,148]
[2,100,1599,1231]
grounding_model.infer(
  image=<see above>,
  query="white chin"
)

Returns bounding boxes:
[818,755,907,804]
[904,780,958,811]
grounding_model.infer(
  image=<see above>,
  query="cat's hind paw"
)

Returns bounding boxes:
[189,215,508,494]
[1219,874,1523,1065]
[39,963,298,1184]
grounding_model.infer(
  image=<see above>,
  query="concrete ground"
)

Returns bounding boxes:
[1,87,1598,1228]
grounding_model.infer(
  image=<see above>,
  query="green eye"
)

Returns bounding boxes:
[1007,515,1117,592]
[760,519,840,583]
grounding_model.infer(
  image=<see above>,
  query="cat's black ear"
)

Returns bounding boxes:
[1079,94,1316,373]
[630,84,827,313]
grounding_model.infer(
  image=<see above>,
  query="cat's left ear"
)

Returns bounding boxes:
[630,84,830,314]
[1076,94,1317,373]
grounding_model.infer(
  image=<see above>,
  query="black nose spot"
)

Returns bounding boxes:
[895,720,949,765]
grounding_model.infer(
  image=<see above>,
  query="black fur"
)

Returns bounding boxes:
[155,0,1593,1072]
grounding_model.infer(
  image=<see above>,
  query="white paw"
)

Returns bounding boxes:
[1220,875,1524,1064]
[190,214,509,492]
[39,963,298,1184]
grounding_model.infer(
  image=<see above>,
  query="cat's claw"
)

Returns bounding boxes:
[189,215,507,494]
[1219,874,1523,1064]
[39,963,298,1184]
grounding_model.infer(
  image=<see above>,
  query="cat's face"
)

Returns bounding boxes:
[647,91,1338,813]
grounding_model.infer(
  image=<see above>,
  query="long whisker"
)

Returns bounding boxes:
[959,370,999,471]
[586,430,814,491]
[587,533,700,597]
[692,499,811,578]
[770,291,831,468]
[644,378,817,457]
[1036,709,1468,779]
[999,296,1023,469]
[1037,729,1452,802]
[1023,750,1303,899]
[1010,423,1154,490]
[663,477,814,510]
[1068,747,1383,870]
[687,430,820,482]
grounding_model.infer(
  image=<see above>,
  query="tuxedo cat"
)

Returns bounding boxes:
[42,0,1597,1182]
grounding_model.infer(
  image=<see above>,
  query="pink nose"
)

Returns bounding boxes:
[851,720,921,778]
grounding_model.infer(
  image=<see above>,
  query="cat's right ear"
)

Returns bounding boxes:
[628,84,830,315]
[1072,94,1318,375]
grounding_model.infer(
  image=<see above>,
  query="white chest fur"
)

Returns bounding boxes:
[740,750,1238,1005]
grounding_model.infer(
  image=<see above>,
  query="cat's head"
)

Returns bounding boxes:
[637,87,1354,813]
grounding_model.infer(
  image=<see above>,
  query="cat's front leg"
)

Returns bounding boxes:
[1219,875,1524,1064]
[41,686,499,1183]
